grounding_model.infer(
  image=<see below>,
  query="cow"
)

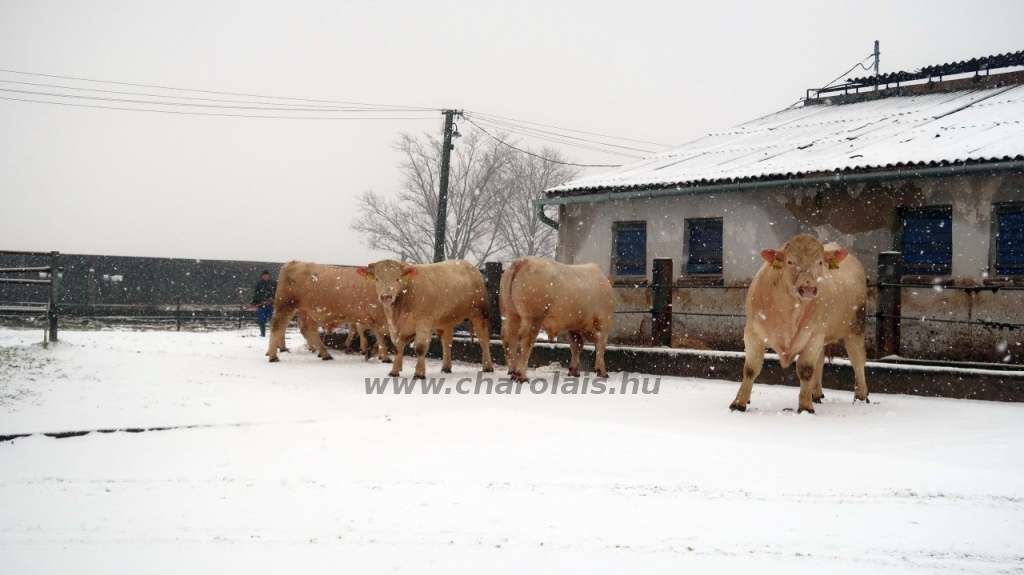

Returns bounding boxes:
[500,256,615,381]
[266,262,390,363]
[730,234,868,414]
[296,315,377,360]
[356,259,494,379]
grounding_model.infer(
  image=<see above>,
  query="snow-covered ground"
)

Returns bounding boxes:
[1,327,1022,574]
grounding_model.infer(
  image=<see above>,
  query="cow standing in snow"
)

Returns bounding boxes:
[267,262,390,363]
[357,259,494,379]
[500,256,615,381]
[730,234,869,414]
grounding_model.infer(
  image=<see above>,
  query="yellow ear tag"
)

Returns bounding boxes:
[771,258,783,270]
[401,273,412,282]
[828,261,840,270]
[365,273,375,281]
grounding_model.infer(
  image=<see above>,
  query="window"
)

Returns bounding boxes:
[685,218,723,275]
[994,203,1024,276]
[612,221,647,277]
[899,206,952,276]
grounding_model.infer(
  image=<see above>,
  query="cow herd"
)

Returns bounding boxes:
[264,234,870,414]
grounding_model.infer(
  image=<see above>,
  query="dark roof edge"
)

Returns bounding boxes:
[536,159,1024,207]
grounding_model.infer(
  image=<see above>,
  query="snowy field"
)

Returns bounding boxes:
[1,327,1023,574]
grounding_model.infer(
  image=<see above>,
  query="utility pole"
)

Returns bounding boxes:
[433,110,460,263]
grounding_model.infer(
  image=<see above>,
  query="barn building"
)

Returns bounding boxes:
[538,52,1024,363]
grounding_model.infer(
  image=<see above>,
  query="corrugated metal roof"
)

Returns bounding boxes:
[548,84,1024,195]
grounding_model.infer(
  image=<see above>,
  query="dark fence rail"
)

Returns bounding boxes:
[0,250,60,344]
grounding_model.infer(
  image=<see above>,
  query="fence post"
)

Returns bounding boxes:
[47,251,60,342]
[652,258,673,347]
[176,295,182,332]
[484,262,503,336]
[876,251,902,357]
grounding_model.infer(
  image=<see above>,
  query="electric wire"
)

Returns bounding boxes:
[464,116,623,168]
[467,113,660,154]
[469,116,645,159]
[469,110,672,148]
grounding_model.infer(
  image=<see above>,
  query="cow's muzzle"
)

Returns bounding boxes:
[798,285,818,299]
[379,294,394,303]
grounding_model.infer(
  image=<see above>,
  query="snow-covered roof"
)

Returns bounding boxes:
[548,83,1024,195]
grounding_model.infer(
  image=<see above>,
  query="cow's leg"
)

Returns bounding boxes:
[730,327,765,411]
[811,347,825,403]
[594,328,609,378]
[373,326,392,363]
[846,334,869,403]
[438,327,454,373]
[568,332,583,377]
[354,323,371,359]
[299,314,331,360]
[267,307,295,362]
[469,314,494,373]
[501,312,520,375]
[796,336,825,414]
[389,335,409,377]
[412,324,432,380]
[344,324,356,354]
[513,319,542,381]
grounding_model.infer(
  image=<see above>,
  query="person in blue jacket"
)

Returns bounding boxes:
[250,270,277,337]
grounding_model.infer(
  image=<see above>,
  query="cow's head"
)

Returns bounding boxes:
[761,235,847,301]
[357,259,418,305]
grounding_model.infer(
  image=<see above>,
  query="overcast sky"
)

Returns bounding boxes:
[1,1,1022,265]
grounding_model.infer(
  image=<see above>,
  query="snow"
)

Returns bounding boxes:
[1,326,1023,574]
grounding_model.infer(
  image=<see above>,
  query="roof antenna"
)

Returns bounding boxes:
[873,40,881,90]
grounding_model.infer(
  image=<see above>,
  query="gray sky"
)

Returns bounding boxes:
[1,0,1022,265]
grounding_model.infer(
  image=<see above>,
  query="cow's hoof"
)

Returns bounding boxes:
[854,395,870,403]
[596,370,608,378]
[442,368,452,374]
[269,357,280,363]
[729,402,746,412]
[321,355,334,361]
[380,358,392,364]
[797,407,816,414]
[482,367,494,373]
[812,396,822,404]
[412,374,426,380]
[514,375,528,383]
[388,371,400,377]
[568,368,581,377]
[281,348,290,353]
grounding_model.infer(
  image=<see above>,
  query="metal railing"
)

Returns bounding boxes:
[0,250,60,345]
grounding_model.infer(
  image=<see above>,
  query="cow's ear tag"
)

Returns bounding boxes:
[771,257,783,271]
[401,272,412,282]
[365,273,375,281]
[828,260,840,270]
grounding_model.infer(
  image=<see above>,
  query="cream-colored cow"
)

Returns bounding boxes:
[500,256,615,381]
[357,259,494,379]
[266,262,390,362]
[730,234,868,413]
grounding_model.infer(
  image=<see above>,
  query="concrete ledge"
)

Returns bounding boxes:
[322,334,1024,402]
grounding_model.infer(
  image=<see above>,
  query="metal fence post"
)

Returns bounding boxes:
[176,295,182,332]
[484,262,503,336]
[652,258,673,347]
[47,251,60,342]
[876,251,902,357]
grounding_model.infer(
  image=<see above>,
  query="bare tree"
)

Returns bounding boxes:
[353,128,580,265]
[495,147,579,261]
[352,129,514,265]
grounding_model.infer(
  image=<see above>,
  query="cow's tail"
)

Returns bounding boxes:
[502,257,529,311]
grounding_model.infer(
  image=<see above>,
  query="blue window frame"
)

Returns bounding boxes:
[613,221,647,277]
[995,203,1024,276]
[899,206,952,276]
[686,218,723,275]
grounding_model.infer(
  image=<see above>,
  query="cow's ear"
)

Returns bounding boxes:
[761,249,782,269]
[401,267,418,281]
[825,248,849,269]
[356,267,375,281]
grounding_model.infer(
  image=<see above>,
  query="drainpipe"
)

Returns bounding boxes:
[536,203,559,230]
[533,160,1024,223]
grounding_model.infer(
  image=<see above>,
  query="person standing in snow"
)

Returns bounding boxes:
[250,270,277,337]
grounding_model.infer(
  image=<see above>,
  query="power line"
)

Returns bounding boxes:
[0,95,439,120]
[469,116,645,158]
[464,116,623,168]
[0,67,438,111]
[468,113,659,154]
[469,110,672,147]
